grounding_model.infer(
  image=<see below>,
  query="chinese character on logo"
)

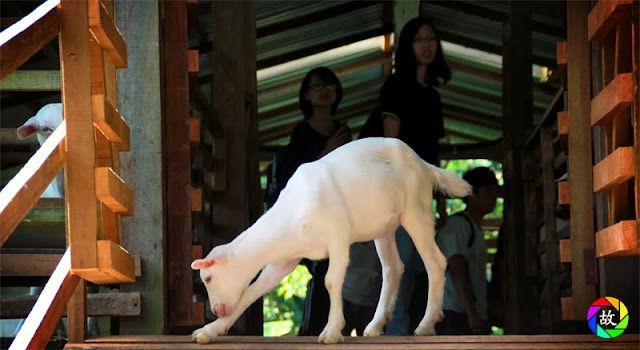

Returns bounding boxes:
[599,310,618,327]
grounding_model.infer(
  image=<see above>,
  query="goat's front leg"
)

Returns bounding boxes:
[317,242,350,344]
[192,259,299,344]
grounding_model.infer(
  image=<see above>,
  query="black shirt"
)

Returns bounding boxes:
[380,74,446,165]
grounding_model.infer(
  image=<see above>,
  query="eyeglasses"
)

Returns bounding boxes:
[413,36,437,44]
[308,83,337,91]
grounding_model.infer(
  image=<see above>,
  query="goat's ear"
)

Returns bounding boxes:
[191,258,215,270]
[17,118,38,139]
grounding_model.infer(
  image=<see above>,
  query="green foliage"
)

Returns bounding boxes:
[263,265,311,336]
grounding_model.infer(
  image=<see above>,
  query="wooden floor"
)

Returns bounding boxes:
[64,334,640,349]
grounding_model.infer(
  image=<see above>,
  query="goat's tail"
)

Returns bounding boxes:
[424,161,472,198]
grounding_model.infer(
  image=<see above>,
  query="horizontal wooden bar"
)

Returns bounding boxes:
[95,167,133,216]
[0,70,60,91]
[1,292,141,318]
[595,220,639,258]
[189,118,200,143]
[0,0,60,80]
[558,181,570,205]
[191,187,202,212]
[11,249,80,349]
[591,73,634,127]
[76,240,136,284]
[88,0,127,68]
[0,121,66,246]
[593,147,635,192]
[1,252,141,277]
[588,0,633,41]
[92,94,130,151]
[559,239,572,263]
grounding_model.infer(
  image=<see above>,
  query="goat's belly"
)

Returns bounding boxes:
[350,212,400,243]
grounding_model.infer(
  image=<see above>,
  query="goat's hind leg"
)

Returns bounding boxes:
[363,233,403,336]
[318,240,350,344]
[192,259,299,344]
[401,208,447,336]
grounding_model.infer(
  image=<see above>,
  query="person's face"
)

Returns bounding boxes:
[305,75,337,108]
[474,184,498,215]
[412,24,438,67]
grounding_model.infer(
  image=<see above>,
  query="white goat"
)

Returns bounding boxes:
[191,138,471,344]
[16,103,64,198]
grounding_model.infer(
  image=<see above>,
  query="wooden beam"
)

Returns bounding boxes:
[0,0,60,80]
[595,220,639,257]
[92,94,131,151]
[0,252,141,277]
[588,0,634,41]
[591,73,634,127]
[191,187,201,212]
[95,239,135,283]
[95,167,133,215]
[0,122,66,246]
[0,70,60,91]
[11,249,80,350]
[558,181,570,205]
[567,0,596,320]
[88,0,127,68]
[593,146,635,192]
[189,118,200,143]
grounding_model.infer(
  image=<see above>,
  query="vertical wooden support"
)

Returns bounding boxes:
[60,0,99,274]
[163,0,194,330]
[567,0,596,320]
[211,1,262,335]
[501,2,538,334]
[67,279,87,343]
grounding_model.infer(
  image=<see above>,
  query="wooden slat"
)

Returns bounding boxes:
[67,278,87,344]
[556,41,567,90]
[0,122,66,246]
[591,73,634,127]
[95,167,133,215]
[93,239,135,283]
[188,50,199,89]
[0,70,60,91]
[0,252,141,277]
[191,187,202,212]
[189,118,200,143]
[595,220,639,257]
[88,0,127,68]
[92,94,131,151]
[593,146,635,192]
[0,292,141,318]
[11,249,81,350]
[557,111,568,153]
[557,181,570,205]
[588,0,634,41]
[559,239,572,263]
[0,0,60,80]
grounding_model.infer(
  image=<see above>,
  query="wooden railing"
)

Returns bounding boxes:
[0,0,135,348]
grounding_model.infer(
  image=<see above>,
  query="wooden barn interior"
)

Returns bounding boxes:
[0,0,639,349]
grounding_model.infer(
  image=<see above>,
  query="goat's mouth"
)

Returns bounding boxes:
[212,303,231,317]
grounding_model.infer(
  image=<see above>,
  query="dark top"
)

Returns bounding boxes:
[379,74,446,165]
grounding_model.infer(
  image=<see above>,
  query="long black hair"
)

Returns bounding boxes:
[395,17,451,87]
[298,67,343,119]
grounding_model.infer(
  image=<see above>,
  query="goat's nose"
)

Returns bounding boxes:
[211,306,217,316]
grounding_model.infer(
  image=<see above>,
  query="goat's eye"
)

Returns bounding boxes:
[204,276,211,283]
[42,127,52,132]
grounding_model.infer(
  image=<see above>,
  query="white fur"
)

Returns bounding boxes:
[16,103,64,198]
[191,138,471,344]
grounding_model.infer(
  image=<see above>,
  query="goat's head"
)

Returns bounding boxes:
[17,103,63,142]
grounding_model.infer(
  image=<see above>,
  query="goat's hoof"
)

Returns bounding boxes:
[317,332,344,344]
[363,322,383,336]
[413,325,436,336]
[191,327,212,344]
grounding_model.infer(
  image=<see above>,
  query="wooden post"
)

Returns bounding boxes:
[116,0,165,335]
[567,0,596,320]
[211,1,262,335]
[502,1,538,334]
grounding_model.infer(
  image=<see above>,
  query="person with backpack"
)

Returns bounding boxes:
[435,167,498,335]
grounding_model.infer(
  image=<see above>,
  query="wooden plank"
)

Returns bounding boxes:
[0,252,141,277]
[0,70,60,91]
[559,239,572,263]
[188,50,199,89]
[556,41,567,90]
[67,278,87,344]
[11,249,81,350]
[0,0,60,80]
[557,111,568,153]
[588,0,633,41]
[189,118,200,143]
[95,167,133,215]
[567,0,597,320]
[557,181,570,205]
[92,94,131,151]
[593,146,635,192]
[60,0,99,276]
[0,122,66,246]
[591,73,634,126]
[101,202,120,243]
[94,239,135,283]
[163,0,194,329]
[595,220,639,257]
[191,187,202,212]
[88,0,127,68]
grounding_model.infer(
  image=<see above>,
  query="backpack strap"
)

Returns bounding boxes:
[450,212,476,248]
